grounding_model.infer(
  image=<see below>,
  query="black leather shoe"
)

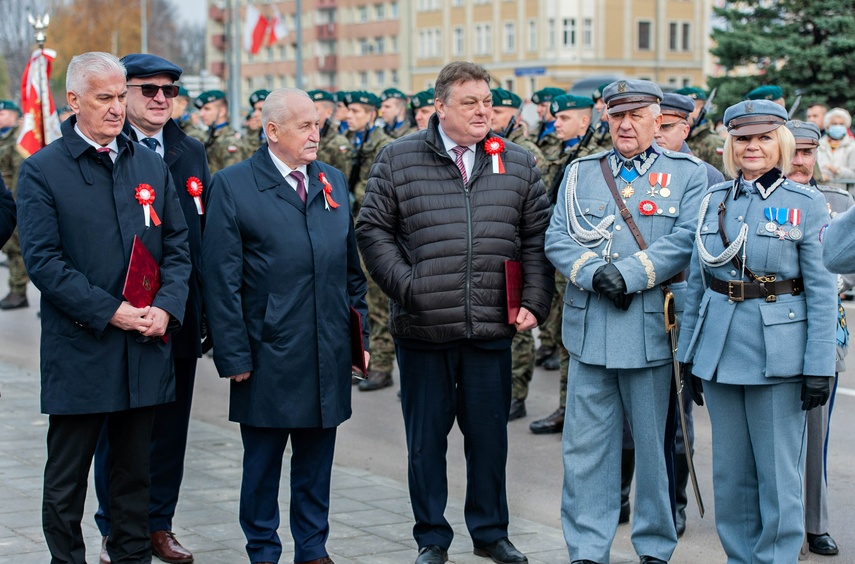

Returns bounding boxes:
[619,447,634,524]
[473,537,528,563]
[675,507,686,537]
[534,345,555,366]
[358,370,393,391]
[807,533,839,555]
[529,408,564,434]
[509,398,526,421]
[542,352,560,371]
[415,545,448,564]
[639,557,667,563]
[571,561,600,564]
[0,292,27,309]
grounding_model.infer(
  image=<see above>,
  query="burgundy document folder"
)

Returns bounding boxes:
[350,306,367,376]
[504,260,523,324]
[123,235,167,343]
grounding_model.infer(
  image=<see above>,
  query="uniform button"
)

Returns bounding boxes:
[702,225,708,232]
[737,215,744,221]
[788,312,795,319]
[730,270,737,277]
[585,208,590,213]
[728,299,734,304]
[615,225,622,231]
[669,207,676,214]
[657,209,664,214]
[613,253,620,259]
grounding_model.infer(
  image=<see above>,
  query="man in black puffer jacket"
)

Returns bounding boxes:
[356,61,553,564]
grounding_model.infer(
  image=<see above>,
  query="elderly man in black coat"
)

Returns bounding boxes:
[202,88,368,564]
[356,61,554,564]
[91,53,210,564]
[17,51,190,564]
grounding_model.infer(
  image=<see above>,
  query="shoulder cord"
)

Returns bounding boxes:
[694,182,749,287]
[562,161,616,257]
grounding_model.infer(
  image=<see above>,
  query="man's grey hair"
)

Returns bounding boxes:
[262,88,312,129]
[648,104,661,118]
[66,52,126,95]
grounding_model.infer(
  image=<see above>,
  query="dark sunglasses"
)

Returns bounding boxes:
[128,84,180,99]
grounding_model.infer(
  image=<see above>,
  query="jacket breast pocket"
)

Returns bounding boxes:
[759,298,807,378]
[574,198,610,223]
[562,282,589,356]
[698,220,721,255]
[642,290,670,362]
[754,222,798,274]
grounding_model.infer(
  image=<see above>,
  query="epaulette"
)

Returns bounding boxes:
[779,178,820,199]
[576,152,604,163]
[707,179,731,193]
[817,184,850,197]
[660,149,703,166]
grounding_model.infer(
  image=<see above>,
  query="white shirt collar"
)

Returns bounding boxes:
[130,125,165,157]
[268,148,309,192]
[74,123,119,160]
[437,123,476,155]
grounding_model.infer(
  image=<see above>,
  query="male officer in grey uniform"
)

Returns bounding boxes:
[546,80,707,564]
[787,119,848,557]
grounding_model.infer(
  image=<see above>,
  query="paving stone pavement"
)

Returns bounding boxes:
[0,361,635,563]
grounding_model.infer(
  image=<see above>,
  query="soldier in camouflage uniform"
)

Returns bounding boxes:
[195,90,250,174]
[676,86,726,177]
[345,91,395,392]
[380,88,415,139]
[308,89,351,178]
[0,101,28,309]
[335,91,350,137]
[243,89,269,154]
[410,89,436,131]
[591,82,614,153]
[491,87,545,420]
[172,86,207,142]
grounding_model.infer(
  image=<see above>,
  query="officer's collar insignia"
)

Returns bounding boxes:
[754,168,785,200]
[745,102,754,113]
[608,145,658,178]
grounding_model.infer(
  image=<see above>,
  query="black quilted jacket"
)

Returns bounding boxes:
[355,113,554,343]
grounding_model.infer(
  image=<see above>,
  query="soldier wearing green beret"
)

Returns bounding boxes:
[308,89,352,179]
[0,100,28,309]
[676,86,727,176]
[344,90,395,392]
[590,82,614,153]
[744,84,786,106]
[172,86,206,141]
[380,88,415,139]
[529,87,567,217]
[195,90,250,173]
[335,91,350,136]
[244,89,270,153]
[411,89,436,131]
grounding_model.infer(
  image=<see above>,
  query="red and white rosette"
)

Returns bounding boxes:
[318,173,340,211]
[135,184,161,227]
[186,176,205,215]
[639,200,657,216]
[484,137,506,174]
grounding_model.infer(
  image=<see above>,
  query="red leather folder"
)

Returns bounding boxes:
[350,306,368,376]
[123,235,167,343]
[505,259,523,324]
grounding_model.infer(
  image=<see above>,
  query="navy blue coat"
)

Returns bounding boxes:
[126,119,210,359]
[17,116,191,414]
[202,147,368,429]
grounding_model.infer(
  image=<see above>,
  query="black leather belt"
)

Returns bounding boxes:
[710,276,803,302]
[666,271,686,284]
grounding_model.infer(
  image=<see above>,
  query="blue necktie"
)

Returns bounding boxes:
[140,137,160,152]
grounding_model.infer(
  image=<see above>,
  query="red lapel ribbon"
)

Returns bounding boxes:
[186,177,205,215]
[484,137,506,174]
[319,173,340,209]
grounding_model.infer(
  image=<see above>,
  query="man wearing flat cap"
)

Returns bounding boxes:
[786,118,849,558]
[0,99,28,310]
[410,89,436,131]
[308,90,351,178]
[546,79,707,564]
[88,53,211,564]
[380,88,415,139]
[675,86,726,176]
[195,89,249,173]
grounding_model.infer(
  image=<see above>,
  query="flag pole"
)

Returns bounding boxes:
[228,0,242,129]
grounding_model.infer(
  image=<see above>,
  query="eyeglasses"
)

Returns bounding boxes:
[128,84,180,99]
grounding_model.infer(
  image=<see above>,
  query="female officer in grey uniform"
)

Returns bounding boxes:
[678,100,837,564]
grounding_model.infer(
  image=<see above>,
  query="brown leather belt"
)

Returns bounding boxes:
[709,276,803,303]
[666,271,686,284]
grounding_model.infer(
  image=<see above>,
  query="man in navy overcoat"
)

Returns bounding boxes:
[202,88,368,564]
[16,52,191,564]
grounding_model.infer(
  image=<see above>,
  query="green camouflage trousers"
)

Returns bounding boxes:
[2,228,28,295]
[511,329,535,400]
[554,273,569,408]
[365,270,395,374]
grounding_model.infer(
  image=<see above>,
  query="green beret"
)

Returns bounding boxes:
[344,91,381,109]
[550,94,594,115]
[491,88,522,109]
[0,100,21,115]
[176,86,190,98]
[335,91,349,104]
[744,85,784,101]
[531,87,566,104]
[410,89,435,109]
[195,90,226,109]
[380,88,407,101]
[249,89,269,107]
[592,82,613,101]
[674,86,707,101]
[308,90,336,103]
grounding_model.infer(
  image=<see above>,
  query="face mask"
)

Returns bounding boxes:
[827,124,848,140]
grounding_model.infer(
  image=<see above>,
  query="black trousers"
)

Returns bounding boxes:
[42,407,155,564]
[396,340,512,550]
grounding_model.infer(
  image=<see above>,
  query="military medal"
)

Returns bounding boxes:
[186,177,205,215]
[648,172,672,198]
[774,226,789,240]
[135,184,161,228]
[763,207,777,232]
[621,185,635,199]
[639,200,657,216]
[660,188,671,197]
[788,208,802,240]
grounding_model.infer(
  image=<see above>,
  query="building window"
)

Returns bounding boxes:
[504,22,515,53]
[390,2,398,18]
[279,45,287,59]
[359,38,372,55]
[265,74,274,89]
[454,27,464,56]
[682,23,691,51]
[669,22,678,51]
[583,18,592,49]
[375,3,384,20]
[563,18,576,48]
[357,6,368,22]
[376,36,385,54]
[246,77,253,91]
[391,35,399,53]
[391,69,399,85]
[528,19,537,52]
[547,19,555,50]
[280,76,287,88]
[638,20,652,51]
[434,29,442,57]
[359,71,368,87]
[375,70,385,86]
[452,0,463,5]
[485,24,492,53]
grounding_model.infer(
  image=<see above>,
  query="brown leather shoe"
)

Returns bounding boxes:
[295,558,334,564]
[100,536,110,564]
[150,530,194,563]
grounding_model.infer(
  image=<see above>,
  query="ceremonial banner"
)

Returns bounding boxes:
[17,48,61,157]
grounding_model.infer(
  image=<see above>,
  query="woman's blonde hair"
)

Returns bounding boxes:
[723,125,795,179]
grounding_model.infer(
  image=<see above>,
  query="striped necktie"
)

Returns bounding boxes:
[452,145,468,184]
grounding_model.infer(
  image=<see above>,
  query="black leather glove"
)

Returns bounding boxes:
[682,363,704,407]
[592,263,628,302]
[801,376,831,411]
[612,293,634,311]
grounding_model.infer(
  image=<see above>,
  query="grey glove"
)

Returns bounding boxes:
[801,376,831,411]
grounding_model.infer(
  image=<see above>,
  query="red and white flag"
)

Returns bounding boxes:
[17,48,61,157]
[267,6,288,45]
[243,3,269,55]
